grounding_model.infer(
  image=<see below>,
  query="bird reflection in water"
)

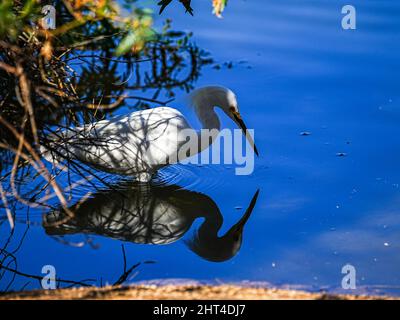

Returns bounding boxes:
[43,183,259,262]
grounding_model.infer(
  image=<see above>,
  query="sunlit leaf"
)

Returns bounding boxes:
[115,31,137,56]
[212,0,228,18]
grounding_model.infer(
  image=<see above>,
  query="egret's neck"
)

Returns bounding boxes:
[188,86,236,155]
[194,106,221,153]
[195,106,220,131]
[190,85,235,132]
[199,212,223,239]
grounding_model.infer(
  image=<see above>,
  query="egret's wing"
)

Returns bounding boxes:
[43,107,192,175]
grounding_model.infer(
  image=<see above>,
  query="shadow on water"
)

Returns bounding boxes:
[43,182,260,263]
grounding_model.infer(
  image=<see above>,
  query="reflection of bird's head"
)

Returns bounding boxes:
[185,190,259,262]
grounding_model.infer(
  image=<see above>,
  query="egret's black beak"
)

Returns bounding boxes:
[232,111,259,157]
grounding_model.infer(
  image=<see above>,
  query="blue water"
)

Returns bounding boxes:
[1,0,400,295]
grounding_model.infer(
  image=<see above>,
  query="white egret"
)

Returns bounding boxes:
[41,86,258,182]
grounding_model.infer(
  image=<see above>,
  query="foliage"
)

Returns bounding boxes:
[0,0,217,230]
[212,0,228,18]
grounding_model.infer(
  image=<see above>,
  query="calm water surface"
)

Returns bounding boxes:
[1,0,400,295]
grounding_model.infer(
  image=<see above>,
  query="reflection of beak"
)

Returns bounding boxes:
[232,111,259,156]
[232,189,260,233]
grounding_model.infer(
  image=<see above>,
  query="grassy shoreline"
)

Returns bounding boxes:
[1,284,397,300]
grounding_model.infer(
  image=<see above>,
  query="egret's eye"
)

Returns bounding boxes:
[230,108,242,120]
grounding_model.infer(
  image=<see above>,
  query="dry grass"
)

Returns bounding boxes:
[0,284,397,300]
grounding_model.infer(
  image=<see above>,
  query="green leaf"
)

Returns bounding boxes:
[20,0,36,18]
[115,31,137,56]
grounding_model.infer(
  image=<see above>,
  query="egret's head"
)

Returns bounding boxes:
[190,86,259,156]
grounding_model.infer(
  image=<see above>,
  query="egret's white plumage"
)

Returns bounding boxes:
[41,86,257,182]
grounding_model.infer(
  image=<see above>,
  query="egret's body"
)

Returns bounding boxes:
[41,86,257,182]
